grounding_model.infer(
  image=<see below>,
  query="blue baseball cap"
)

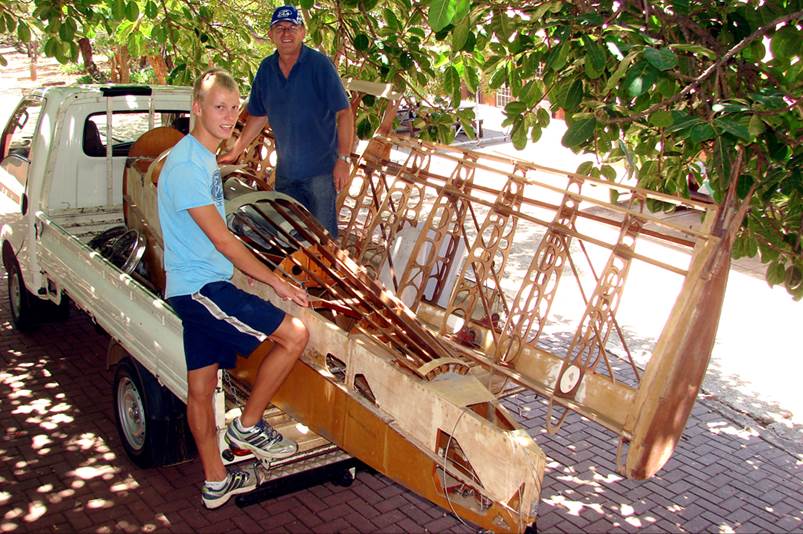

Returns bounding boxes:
[271,5,303,27]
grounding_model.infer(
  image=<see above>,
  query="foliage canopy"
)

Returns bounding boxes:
[2,0,801,297]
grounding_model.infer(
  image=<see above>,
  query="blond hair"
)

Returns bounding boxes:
[192,68,239,103]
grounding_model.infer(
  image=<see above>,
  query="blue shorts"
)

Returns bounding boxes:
[167,281,285,371]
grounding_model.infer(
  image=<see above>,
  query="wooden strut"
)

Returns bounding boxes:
[229,198,472,380]
[349,158,698,276]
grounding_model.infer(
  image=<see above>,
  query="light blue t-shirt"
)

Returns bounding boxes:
[158,134,233,298]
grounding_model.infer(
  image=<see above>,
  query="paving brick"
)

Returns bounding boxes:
[372,508,406,529]
[347,499,380,519]
[375,494,409,514]
[343,512,378,532]
[317,502,353,522]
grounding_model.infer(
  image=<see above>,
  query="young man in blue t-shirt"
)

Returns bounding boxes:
[158,68,309,509]
[220,5,353,238]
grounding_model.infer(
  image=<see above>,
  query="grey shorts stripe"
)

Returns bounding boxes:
[191,291,267,343]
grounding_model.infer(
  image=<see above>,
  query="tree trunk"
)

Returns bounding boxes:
[148,55,168,84]
[27,40,38,81]
[78,37,104,82]
[111,46,130,83]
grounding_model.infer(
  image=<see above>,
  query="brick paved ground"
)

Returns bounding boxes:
[1,276,801,533]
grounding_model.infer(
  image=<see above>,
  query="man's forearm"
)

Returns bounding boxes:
[336,108,354,157]
[234,115,269,154]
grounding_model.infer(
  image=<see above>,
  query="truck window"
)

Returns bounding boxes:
[83,111,191,158]
[1,99,43,206]
[1,99,43,161]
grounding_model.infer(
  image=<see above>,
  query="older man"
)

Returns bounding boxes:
[220,5,353,238]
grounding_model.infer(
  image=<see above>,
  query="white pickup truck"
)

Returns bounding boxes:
[1,84,546,531]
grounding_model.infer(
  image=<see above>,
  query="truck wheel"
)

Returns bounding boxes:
[113,358,196,468]
[7,260,36,331]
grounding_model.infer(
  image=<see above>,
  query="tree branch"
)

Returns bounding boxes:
[603,10,803,126]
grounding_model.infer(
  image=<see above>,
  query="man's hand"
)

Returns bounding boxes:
[273,279,309,307]
[333,158,350,192]
[218,147,243,165]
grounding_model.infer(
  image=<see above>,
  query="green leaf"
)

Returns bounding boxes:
[714,117,751,142]
[357,117,374,140]
[563,79,583,112]
[584,39,606,79]
[511,117,527,150]
[689,123,715,144]
[668,43,716,59]
[489,65,507,90]
[145,1,157,18]
[112,0,125,19]
[546,42,569,72]
[429,0,456,32]
[644,47,678,71]
[530,125,543,143]
[767,261,786,285]
[494,9,513,42]
[463,65,479,93]
[399,51,413,70]
[59,21,74,41]
[748,115,765,137]
[17,22,31,43]
[521,80,543,106]
[354,33,369,52]
[786,265,802,291]
[505,101,527,116]
[562,117,597,148]
[770,25,801,62]
[452,15,470,52]
[536,107,550,127]
[444,65,461,104]
[649,110,673,128]
[125,0,139,21]
[604,50,638,95]
[623,61,657,98]
[577,161,594,175]
[601,164,617,181]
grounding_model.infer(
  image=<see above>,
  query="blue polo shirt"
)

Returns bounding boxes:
[248,45,350,181]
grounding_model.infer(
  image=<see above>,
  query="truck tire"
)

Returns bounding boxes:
[7,260,37,331]
[113,358,196,468]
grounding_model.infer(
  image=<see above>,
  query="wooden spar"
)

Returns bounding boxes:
[359,157,714,245]
[347,156,694,276]
[384,135,714,211]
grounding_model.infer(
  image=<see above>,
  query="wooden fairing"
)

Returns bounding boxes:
[332,132,735,480]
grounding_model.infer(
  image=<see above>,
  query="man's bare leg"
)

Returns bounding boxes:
[187,364,227,481]
[240,315,308,426]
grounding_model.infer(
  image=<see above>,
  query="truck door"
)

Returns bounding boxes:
[0,97,43,215]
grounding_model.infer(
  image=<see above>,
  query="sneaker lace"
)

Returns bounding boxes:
[254,419,282,443]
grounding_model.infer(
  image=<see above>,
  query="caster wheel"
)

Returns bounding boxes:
[332,467,355,487]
